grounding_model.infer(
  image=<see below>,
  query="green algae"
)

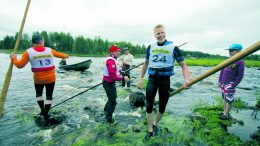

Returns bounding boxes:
[15,110,35,123]
[256,92,260,108]
[43,96,259,146]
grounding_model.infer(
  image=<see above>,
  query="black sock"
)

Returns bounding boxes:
[37,100,44,115]
[44,104,51,120]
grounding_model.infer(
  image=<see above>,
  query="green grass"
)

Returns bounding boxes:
[1,49,259,67]
[185,58,260,67]
[256,92,260,108]
[39,96,259,146]
[191,97,259,146]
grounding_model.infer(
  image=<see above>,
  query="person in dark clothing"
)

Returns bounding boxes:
[102,45,129,123]
[138,24,190,141]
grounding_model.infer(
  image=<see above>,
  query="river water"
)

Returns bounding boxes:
[0,53,259,145]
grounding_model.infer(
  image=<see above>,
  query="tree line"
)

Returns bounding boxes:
[0,31,259,60]
[0,31,146,56]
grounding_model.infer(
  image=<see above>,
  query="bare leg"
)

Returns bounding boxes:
[224,103,232,116]
[153,111,163,126]
[223,100,227,114]
[146,112,153,132]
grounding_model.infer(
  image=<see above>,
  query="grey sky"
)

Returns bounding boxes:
[0,0,259,56]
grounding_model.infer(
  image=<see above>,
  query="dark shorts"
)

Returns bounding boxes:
[34,82,55,100]
[146,75,170,113]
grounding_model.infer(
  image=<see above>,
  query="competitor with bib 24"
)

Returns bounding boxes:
[138,24,190,141]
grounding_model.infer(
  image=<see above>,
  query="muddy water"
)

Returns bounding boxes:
[0,53,259,145]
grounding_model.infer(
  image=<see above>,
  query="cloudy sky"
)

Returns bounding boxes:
[0,0,259,56]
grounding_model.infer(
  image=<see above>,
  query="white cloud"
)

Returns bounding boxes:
[0,0,259,55]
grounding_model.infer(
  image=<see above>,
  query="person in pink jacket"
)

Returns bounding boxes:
[102,45,128,123]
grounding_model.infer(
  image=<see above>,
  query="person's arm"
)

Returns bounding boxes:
[174,46,190,87]
[140,45,150,79]
[51,50,69,59]
[140,59,148,79]
[218,70,224,85]
[179,61,190,86]
[138,46,150,88]
[138,59,148,89]
[107,59,122,81]
[233,61,245,87]
[10,51,29,68]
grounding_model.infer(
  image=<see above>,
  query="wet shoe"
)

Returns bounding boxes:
[44,114,51,121]
[105,117,115,123]
[40,111,51,117]
[219,115,229,120]
[143,132,153,142]
[153,125,158,135]
[40,111,45,116]
[218,112,230,117]
[218,112,224,116]
[44,119,51,126]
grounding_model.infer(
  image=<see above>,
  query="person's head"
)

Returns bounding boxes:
[109,45,121,57]
[154,24,166,43]
[123,47,129,55]
[32,34,44,45]
[226,44,243,56]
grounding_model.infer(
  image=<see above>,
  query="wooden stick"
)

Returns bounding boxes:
[170,41,260,97]
[0,0,31,114]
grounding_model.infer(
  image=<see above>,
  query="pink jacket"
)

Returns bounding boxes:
[103,55,122,82]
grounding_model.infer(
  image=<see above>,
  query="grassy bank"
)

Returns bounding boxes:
[1,49,259,67]
[185,58,260,67]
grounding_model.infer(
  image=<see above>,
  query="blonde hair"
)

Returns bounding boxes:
[154,24,165,31]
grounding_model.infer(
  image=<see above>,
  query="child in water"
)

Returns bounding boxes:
[218,44,245,120]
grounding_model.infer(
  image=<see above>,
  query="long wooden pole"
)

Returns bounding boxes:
[0,0,31,115]
[170,41,260,97]
[51,62,145,109]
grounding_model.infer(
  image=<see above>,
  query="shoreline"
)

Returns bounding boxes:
[1,50,259,67]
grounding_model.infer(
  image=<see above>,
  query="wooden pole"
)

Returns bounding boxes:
[0,0,31,115]
[170,41,260,97]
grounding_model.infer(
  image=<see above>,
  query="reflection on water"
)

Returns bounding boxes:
[0,53,259,145]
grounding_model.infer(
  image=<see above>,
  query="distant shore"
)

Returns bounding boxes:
[1,49,259,67]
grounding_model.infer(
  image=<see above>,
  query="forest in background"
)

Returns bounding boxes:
[0,31,259,60]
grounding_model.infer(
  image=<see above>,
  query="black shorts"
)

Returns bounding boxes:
[146,75,170,113]
[34,82,55,100]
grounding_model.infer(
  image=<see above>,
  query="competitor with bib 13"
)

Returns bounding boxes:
[138,24,190,141]
[10,34,69,124]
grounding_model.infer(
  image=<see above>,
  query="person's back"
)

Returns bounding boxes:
[10,34,69,124]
